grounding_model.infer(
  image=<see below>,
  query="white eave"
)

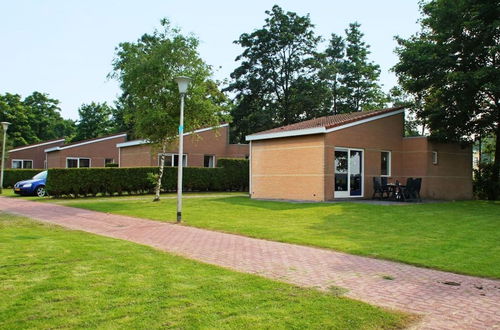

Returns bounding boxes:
[116,123,230,148]
[44,134,127,152]
[8,138,66,153]
[245,109,405,141]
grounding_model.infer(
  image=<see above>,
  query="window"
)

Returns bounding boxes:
[204,155,215,168]
[432,151,438,165]
[105,158,114,165]
[12,159,33,169]
[380,151,391,176]
[158,153,187,167]
[66,157,91,168]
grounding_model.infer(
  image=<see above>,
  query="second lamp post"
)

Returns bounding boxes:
[174,76,191,223]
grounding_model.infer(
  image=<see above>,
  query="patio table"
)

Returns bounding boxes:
[386,183,406,201]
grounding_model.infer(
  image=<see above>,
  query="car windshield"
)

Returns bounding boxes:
[32,171,47,180]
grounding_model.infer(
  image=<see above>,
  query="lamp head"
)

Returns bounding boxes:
[1,122,10,131]
[174,76,192,94]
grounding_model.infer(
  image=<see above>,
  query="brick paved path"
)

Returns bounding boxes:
[1,197,499,329]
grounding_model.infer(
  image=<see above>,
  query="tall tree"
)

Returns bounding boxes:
[74,102,113,141]
[340,23,387,112]
[0,93,37,147]
[110,19,227,201]
[226,5,323,141]
[23,91,75,140]
[318,33,346,115]
[393,0,500,199]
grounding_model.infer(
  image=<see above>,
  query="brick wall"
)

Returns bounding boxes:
[7,140,65,169]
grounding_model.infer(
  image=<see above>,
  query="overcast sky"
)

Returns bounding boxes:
[0,1,421,120]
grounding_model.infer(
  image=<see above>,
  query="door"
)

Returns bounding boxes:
[334,148,364,198]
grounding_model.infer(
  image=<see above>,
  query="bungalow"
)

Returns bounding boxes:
[246,107,472,201]
[117,124,249,167]
[45,133,126,168]
[7,138,66,169]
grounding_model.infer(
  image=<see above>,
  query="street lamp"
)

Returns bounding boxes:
[174,76,191,223]
[0,122,11,194]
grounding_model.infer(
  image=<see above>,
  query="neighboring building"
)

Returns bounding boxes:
[117,124,249,167]
[45,133,127,168]
[246,107,472,201]
[7,138,66,169]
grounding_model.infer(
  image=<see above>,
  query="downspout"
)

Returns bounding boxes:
[249,141,252,197]
[118,147,121,167]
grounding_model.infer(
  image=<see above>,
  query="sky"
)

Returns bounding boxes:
[0,1,421,120]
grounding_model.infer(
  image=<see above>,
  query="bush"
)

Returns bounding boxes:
[105,163,119,168]
[2,169,41,188]
[46,159,249,198]
[473,163,500,200]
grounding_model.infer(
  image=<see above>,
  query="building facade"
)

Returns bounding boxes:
[247,107,472,201]
[117,124,249,168]
[7,138,66,169]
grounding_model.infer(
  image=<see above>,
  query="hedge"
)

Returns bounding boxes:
[2,169,41,188]
[46,158,249,198]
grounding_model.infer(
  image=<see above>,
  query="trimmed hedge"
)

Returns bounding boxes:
[46,158,249,198]
[2,169,41,188]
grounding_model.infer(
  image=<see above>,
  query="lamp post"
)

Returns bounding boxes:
[0,122,11,194]
[174,76,191,223]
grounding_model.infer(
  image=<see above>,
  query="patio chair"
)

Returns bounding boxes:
[400,178,416,202]
[372,177,389,199]
[413,178,422,202]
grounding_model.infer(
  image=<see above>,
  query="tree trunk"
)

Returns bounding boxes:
[153,142,167,202]
[490,123,500,200]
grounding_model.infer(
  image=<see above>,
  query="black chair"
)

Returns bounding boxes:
[372,177,389,199]
[401,178,420,202]
[412,178,422,202]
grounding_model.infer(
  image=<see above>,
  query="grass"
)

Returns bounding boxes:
[0,213,409,329]
[30,194,500,279]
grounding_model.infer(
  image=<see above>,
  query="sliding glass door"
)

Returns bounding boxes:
[334,148,364,198]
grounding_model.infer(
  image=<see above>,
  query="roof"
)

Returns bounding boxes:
[8,138,66,153]
[45,133,127,152]
[116,123,229,148]
[246,107,405,141]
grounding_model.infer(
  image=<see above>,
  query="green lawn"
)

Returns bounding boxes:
[0,213,409,329]
[35,194,500,279]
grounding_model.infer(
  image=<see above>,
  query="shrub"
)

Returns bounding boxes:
[105,163,119,168]
[473,163,500,200]
[2,169,41,188]
[46,160,249,198]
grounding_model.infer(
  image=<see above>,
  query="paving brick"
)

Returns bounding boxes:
[1,197,499,329]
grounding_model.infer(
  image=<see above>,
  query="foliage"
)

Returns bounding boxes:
[73,102,113,141]
[0,215,408,329]
[110,19,227,146]
[1,169,40,188]
[226,5,323,141]
[0,92,75,147]
[60,196,500,278]
[46,159,248,197]
[473,162,500,200]
[393,0,500,199]
[338,23,387,112]
[226,7,388,142]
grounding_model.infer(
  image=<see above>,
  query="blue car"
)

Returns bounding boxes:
[13,171,48,197]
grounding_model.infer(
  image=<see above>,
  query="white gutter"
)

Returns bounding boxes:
[8,138,65,153]
[116,123,230,148]
[44,134,127,152]
[245,109,405,141]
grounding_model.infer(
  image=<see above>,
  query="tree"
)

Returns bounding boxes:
[73,102,113,141]
[318,34,346,115]
[393,0,500,199]
[339,23,387,112]
[23,91,75,141]
[226,5,323,142]
[110,19,226,201]
[0,93,37,147]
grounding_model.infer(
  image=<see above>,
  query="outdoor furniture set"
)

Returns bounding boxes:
[372,177,422,202]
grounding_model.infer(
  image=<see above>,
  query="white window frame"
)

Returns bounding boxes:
[11,159,33,169]
[158,153,188,167]
[380,151,391,177]
[432,151,438,165]
[66,157,92,168]
[204,155,216,168]
[334,147,365,198]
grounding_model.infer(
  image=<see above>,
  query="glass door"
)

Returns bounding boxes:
[334,148,364,198]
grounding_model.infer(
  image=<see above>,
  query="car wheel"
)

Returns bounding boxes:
[35,186,46,197]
